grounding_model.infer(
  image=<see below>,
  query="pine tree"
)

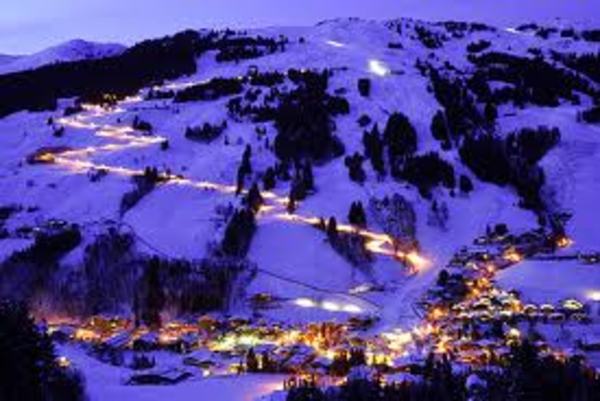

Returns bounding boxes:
[0,301,86,401]
[484,102,498,125]
[431,110,450,145]
[459,174,474,194]
[262,167,276,191]
[236,166,245,195]
[287,192,296,214]
[245,183,263,213]
[246,348,259,372]
[302,161,314,191]
[326,217,338,240]
[348,202,367,227]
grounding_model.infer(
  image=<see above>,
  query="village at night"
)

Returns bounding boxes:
[0,1,599,400]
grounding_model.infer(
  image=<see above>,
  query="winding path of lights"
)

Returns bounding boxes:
[47,98,430,272]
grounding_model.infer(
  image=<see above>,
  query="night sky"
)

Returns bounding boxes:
[1,0,598,54]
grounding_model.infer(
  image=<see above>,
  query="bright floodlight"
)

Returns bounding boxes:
[294,298,316,308]
[588,291,600,302]
[322,301,341,312]
[326,40,345,48]
[342,304,362,314]
[368,59,390,77]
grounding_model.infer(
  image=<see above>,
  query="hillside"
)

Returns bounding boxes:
[0,39,126,75]
[0,18,599,401]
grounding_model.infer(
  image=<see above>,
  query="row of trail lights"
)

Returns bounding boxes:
[40,92,431,273]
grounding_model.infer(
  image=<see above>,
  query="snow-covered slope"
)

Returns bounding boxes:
[0,39,125,75]
[0,17,598,327]
[2,17,600,401]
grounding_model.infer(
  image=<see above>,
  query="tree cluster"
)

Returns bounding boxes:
[214,35,287,63]
[415,25,445,49]
[348,201,367,227]
[132,116,153,133]
[467,52,594,107]
[579,105,600,124]
[459,126,560,210]
[0,301,87,401]
[466,40,491,53]
[174,77,244,102]
[357,78,371,97]
[120,167,167,215]
[221,208,257,257]
[273,69,347,162]
[0,223,82,303]
[553,51,600,85]
[344,153,366,184]
[185,121,228,142]
[400,152,456,198]
[384,112,418,176]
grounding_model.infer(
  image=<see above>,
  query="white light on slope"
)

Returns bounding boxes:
[322,301,341,312]
[588,291,600,302]
[326,40,345,48]
[342,304,362,314]
[294,298,316,308]
[368,59,390,77]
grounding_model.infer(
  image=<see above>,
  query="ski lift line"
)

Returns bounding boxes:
[116,221,381,310]
[255,267,382,310]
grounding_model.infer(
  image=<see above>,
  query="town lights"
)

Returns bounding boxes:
[503,248,522,263]
[556,236,573,248]
[56,356,71,368]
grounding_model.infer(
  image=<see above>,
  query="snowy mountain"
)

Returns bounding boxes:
[0,17,599,401]
[0,39,126,75]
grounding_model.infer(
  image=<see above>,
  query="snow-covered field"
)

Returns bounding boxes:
[497,260,600,304]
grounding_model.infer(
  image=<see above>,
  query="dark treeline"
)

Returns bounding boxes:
[579,106,600,124]
[466,40,491,53]
[361,113,420,179]
[134,256,247,328]
[120,167,168,216]
[415,25,445,49]
[0,301,87,401]
[0,226,254,326]
[185,121,228,142]
[425,61,563,211]
[249,71,286,87]
[553,51,600,85]
[428,67,485,146]
[174,77,244,102]
[221,208,257,258]
[274,69,348,162]
[227,68,349,163]
[214,35,287,63]
[460,126,560,209]
[361,112,457,197]
[581,29,600,42]
[0,30,217,117]
[0,224,81,303]
[0,29,290,117]
[400,153,456,198]
[383,112,418,176]
[467,52,594,107]
[439,21,495,38]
